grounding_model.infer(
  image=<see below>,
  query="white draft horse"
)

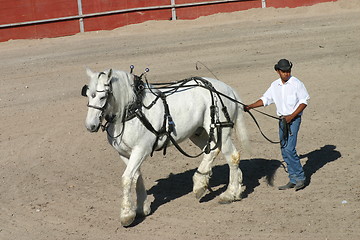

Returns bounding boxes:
[82,68,249,226]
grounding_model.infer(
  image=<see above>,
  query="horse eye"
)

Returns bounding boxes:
[91,93,96,98]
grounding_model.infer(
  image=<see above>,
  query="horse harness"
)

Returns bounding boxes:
[82,71,290,156]
[105,75,234,158]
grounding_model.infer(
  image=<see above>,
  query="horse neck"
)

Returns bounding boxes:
[110,72,137,122]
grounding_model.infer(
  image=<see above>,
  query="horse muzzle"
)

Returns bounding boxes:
[85,114,102,132]
[86,123,101,132]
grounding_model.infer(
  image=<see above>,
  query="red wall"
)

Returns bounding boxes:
[81,0,171,31]
[0,0,336,42]
[0,0,79,40]
[266,0,336,8]
[0,0,78,24]
[176,0,262,20]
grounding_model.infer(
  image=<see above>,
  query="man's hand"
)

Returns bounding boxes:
[243,99,264,112]
[284,103,307,123]
[284,115,293,123]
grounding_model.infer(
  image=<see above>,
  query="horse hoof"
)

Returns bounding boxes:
[194,187,207,200]
[143,206,151,216]
[137,200,151,216]
[218,193,241,204]
[120,213,136,227]
[218,198,234,204]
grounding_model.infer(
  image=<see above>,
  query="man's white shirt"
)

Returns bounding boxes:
[260,76,310,116]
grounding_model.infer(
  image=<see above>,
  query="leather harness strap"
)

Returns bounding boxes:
[130,76,234,158]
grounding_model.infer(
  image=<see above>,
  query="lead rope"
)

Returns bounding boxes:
[145,78,281,144]
[99,70,283,157]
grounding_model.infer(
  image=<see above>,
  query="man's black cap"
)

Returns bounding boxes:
[274,59,293,71]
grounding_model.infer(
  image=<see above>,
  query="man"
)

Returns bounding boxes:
[244,59,310,191]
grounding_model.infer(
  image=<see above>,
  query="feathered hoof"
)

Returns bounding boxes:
[136,199,151,216]
[218,192,241,204]
[218,198,235,204]
[120,212,136,227]
[194,186,207,200]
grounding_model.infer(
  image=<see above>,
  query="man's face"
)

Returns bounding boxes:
[277,70,291,82]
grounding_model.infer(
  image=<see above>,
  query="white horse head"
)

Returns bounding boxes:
[82,68,114,132]
[82,68,137,132]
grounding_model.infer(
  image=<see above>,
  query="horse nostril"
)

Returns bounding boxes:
[86,124,97,132]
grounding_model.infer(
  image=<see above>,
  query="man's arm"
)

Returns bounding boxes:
[284,103,307,123]
[244,99,264,112]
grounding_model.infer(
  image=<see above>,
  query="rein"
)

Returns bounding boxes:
[82,70,284,159]
[128,75,282,157]
[144,77,282,145]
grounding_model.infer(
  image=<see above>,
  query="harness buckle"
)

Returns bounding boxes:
[216,121,234,128]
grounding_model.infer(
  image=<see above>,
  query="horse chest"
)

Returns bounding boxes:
[108,137,131,157]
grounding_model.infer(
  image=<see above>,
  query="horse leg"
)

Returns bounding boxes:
[193,149,220,199]
[135,170,151,216]
[219,136,243,204]
[190,129,220,199]
[120,150,148,227]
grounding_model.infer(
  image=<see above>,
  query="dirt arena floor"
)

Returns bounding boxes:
[1,0,360,239]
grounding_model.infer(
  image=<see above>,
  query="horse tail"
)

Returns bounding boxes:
[233,91,251,153]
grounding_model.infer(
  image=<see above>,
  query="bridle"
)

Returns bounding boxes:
[81,72,113,130]
[85,88,110,111]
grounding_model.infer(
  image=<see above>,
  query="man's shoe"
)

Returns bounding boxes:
[295,180,305,191]
[278,182,295,190]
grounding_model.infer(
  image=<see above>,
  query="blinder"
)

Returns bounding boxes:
[81,85,88,97]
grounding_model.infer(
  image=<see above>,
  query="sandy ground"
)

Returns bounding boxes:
[1,0,360,239]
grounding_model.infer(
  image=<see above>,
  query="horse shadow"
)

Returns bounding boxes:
[301,144,341,187]
[130,145,341,226]
[146,158,282,213]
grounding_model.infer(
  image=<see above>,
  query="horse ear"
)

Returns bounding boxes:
[108,69,113,81]
[86,67,95,78]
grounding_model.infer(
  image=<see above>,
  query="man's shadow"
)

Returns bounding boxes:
[301,144,341,186]
[147,158,282,213]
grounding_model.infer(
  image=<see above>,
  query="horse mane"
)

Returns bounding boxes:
[109,70,137,122]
